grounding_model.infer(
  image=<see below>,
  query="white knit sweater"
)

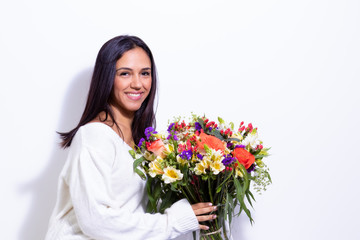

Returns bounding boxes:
[45,123,199,240]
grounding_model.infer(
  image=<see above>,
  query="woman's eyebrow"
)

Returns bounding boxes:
[116,67,151,71]
[116,67,132,71]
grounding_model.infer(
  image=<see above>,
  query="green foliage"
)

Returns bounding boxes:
[218,117,225,125]
[252,163,272,193]
[133,156,146,180]
[129,113,272,236]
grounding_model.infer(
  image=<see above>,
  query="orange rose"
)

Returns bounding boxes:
[233,148,255,169]
[197,132,225,153]
[147,139,166,158]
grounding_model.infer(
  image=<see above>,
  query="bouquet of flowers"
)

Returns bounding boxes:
[130,114,271,240]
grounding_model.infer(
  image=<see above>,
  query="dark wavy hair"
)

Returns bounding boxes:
[59,35,157,148]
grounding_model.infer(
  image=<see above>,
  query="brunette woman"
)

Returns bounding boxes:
[45,35,216,240]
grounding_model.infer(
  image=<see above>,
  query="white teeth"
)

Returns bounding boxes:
[128,93,141,96]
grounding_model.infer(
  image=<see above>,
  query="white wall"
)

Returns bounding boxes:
[1,0,359,239]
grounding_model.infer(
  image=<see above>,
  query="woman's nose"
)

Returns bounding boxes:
[130,75,142,89]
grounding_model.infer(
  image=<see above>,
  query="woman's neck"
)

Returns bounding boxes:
[110,105,135,147]
[94,105,135,147]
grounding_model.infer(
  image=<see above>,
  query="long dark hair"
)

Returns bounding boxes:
[59,35,157,148]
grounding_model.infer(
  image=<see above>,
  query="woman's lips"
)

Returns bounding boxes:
[126,92,143,100]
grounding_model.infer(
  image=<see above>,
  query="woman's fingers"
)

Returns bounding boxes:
[191,202,218,230]
[192,202,213,210]
[199,223,211,230]
[192,203,217,215]
[197,213,217,222]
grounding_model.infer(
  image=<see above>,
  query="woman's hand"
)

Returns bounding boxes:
[191,202,217,230]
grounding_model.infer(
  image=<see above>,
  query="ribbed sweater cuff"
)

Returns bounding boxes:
[166,198,199,236]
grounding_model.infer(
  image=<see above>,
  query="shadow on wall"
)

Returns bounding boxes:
[18,68,93,240]
[17,67,250,240]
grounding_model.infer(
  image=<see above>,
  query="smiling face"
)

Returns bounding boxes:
[110,47,152,116]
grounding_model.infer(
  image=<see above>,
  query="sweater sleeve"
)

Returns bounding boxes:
[64,126,199,240]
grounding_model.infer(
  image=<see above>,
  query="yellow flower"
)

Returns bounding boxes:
[224,147,231,155]
[208,149,224,162]
[162,166,183,183]
[165,143,175,154]
[210,160,225,175]
[176,155,189,165]
[235,168,243,178]
[148,157,164,177]
[191,154,199,163]
[144,151,156,161]
[194,162,207,175]
[201,157,212,169]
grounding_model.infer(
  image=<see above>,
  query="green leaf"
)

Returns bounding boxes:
[218,116,225,125]
[197,118,205,130]
[243,204,254,224]
[146,178,156,213]
[245,191,254,208]
[204,144,211,155]
[255,159,265,167]
[133,156,146,179]
[224,137,241,142]
[211,130,225,141]
[233,178,254,224]
[266,171,272,183]
[247,190,256,202]
[234,178,244,201]
[216,171,233,193]
[133,156,145,170]
[238,164,249,192]
[134,168,146,180]
[153,181,163,200]
[230,122,234,131]
[160,190,174,213]
[128,149,136,159]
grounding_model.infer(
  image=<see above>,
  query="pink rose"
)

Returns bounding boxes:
[147,139,166,158]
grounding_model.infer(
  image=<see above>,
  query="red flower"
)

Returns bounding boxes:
[197,131,225,153]
[233,148,255,169]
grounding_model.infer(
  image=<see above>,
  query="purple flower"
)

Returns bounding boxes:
[235,144,246,149]
[197,153,204,160]
[227,142,234,148]
[222,154,236,165]
[247,164,255,173]
[167,123,175,132]
[138,138,145,148]
[194,122,202,131]
[179,150,193,160]
[167,132,179,141]
[145,127,157,140]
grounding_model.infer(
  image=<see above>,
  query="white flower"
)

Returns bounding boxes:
[210,160,225,175]
[242,132,260,150]
[235,168,243,178]
[176,155,189,165]
[163,143,175,155]
[148,157,164,177]
[194,162,207,175]
[208,149,224,162]
[162,166,183,183]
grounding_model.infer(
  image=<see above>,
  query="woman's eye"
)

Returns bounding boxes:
[141,71,150,76]
[119,72,130,76]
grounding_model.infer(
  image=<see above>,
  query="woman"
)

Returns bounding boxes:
[45,35,217,240]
